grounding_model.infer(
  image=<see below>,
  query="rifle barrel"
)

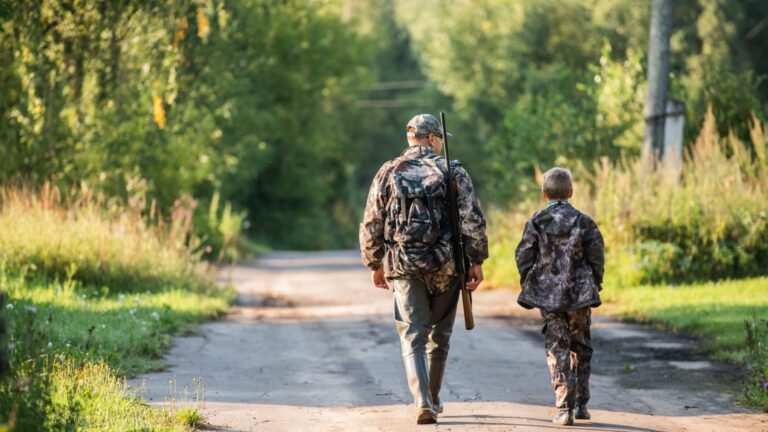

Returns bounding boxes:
[439,112,474,330]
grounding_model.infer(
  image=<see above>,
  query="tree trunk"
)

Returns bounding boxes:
[643,0,674,169]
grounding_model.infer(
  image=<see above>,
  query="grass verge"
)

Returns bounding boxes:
[0,269,234,430]
[0,186,235,430]
[600,277,768,411]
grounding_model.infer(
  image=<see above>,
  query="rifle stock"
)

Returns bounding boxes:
[440,112,474,331]
[459,274,474,330]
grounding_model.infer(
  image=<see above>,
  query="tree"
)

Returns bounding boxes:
[396,0,648,200]
[0,1,377,249]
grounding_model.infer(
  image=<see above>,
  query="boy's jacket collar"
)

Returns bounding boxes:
[533,202,580,236]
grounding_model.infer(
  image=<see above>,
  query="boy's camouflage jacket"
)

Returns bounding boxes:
[515,201,604,312]
[359,145,488,278]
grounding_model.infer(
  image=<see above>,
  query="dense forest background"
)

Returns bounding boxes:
[1,0,767,250]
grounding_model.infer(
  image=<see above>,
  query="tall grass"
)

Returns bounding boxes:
[580,107,768,285]
[0,185,211,293]
[483,207,526,289]
[0,186,233,430]
[486,108,768,288]
[195,190,251,264]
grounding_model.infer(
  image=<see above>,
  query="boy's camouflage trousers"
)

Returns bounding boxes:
[541,307,593,410]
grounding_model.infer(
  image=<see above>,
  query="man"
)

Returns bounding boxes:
[359,113,488,424]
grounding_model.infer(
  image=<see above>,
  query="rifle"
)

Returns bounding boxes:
[439,112,475,330]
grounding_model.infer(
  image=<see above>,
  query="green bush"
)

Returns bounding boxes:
[634,240,688,284]
[581,108,768,284]
[194,191,248,263]
[744,314,768,411]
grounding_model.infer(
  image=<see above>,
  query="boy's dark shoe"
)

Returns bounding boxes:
[574,404,591,420]
[552,409,574,425]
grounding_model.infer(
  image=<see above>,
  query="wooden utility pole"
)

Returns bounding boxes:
[643,0,674,169]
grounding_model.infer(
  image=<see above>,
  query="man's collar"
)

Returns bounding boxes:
[401,145,437,158]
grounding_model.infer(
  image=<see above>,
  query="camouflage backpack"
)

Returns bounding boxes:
[386,156,448,274]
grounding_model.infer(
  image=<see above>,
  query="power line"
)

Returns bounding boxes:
[746,15,768,40]
[368,80,427,91]
[356,99,428,109]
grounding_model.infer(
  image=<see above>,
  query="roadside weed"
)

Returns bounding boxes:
[175,408,205,428]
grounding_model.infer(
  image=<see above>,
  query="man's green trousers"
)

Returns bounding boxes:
[391,277,460,413]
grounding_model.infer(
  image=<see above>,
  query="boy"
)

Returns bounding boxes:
[515,167,605,425]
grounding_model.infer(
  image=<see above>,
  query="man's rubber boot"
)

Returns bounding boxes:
[403,354,436,424]
[428,356,447,414]
[552,409,574,426]
[574,404,591,420]
[416,407,436,425]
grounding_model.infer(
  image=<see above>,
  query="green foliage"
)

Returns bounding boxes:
[0,274,227,429]
[396,0,767,205]
[0,188,232,429]
[195,191,247,263]
[174,408,205,428]
[486,112,768,288]
[743,315,768,411]
[593,44,646,153]
[485,112,768,287]
[2,0,767,250]
[634,240,687,284]
[396,0,651,200]
[0,0,377,250]
[190,0,375,249]
[0,1,217,202]
[677,0,767,139]
[483,208,525,288]
[0,186,212,293]
[583,110,768,283]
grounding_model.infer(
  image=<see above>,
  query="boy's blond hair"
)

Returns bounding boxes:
[542,167,573,200]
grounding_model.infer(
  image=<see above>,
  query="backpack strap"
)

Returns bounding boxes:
[399,190,407,224]
[425,184,433,216]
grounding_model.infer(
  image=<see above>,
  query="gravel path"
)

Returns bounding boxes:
[131,251,766,431]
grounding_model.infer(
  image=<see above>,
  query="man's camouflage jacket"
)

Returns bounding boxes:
[359,145,488,278]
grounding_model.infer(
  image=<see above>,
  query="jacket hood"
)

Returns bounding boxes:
[533,202,580,236]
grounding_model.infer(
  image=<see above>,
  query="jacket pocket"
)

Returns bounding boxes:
[393,244,441,274]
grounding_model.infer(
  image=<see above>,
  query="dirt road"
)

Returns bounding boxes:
[132,251,766,431]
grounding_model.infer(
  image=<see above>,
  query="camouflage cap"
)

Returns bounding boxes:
[406,113,453,137]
